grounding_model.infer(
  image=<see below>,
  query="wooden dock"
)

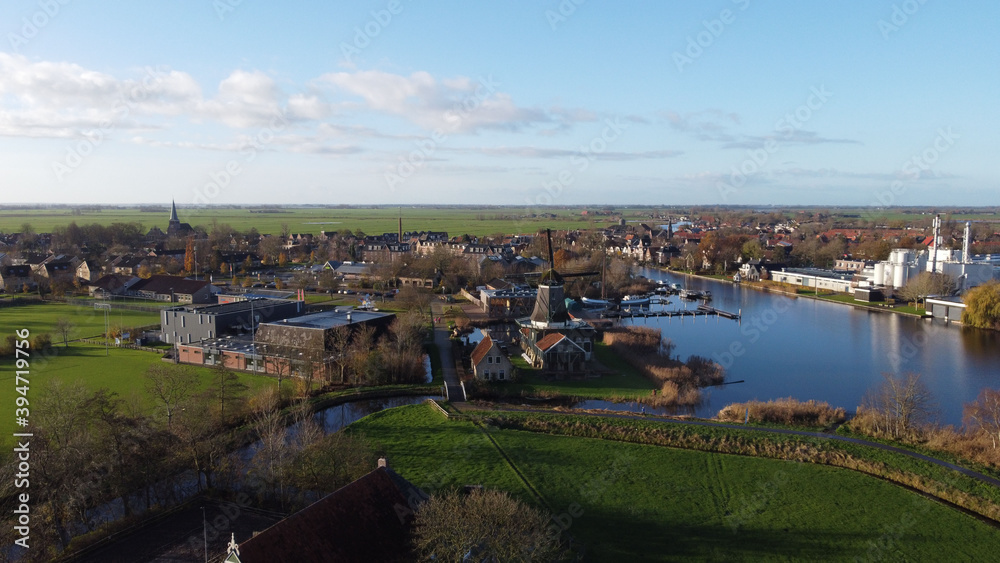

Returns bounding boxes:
[601,304,741,321]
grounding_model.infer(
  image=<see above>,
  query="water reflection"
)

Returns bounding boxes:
[630,268,1000,424]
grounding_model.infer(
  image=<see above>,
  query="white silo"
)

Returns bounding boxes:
[893,262,907,288]
[874,262,886,285]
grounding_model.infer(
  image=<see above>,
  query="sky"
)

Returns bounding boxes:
[1,0,997,207]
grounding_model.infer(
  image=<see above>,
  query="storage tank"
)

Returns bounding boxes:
[893,263,907,288]
[874,263,886,285]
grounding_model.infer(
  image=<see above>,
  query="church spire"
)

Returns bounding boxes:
[169,200,179,222]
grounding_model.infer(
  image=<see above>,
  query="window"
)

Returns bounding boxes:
[181,316,186,328]
[498,370,505,380]
[484,369,490,379]
[199,315,203,324]
[495,355,501,364]
[487,356,493,364]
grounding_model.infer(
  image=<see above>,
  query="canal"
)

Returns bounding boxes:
[629,268,1000,425]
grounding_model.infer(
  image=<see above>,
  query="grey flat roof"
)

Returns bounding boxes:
[168,298,296,315]
[263,309,393,330]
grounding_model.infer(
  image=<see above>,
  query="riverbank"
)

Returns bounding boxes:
[655,267,929,318]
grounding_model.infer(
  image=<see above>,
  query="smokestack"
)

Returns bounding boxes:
[930,214,940,274]
[963,221,971,264]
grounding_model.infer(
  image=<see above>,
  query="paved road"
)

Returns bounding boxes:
[431,301,466,402]
[471,405,1000,490]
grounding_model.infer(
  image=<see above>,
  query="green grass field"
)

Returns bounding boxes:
[0,344,275,446]
[0,206,630,238]
[0,301,161,341]
[349,404,1000,561]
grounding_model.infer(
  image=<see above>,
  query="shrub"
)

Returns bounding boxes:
[604,327,724,407]
[718,398,846,427]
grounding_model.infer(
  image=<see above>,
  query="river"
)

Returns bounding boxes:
[626,267,1000,425]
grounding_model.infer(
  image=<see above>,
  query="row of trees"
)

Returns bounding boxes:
[0,357,379,559]
[850,372,1000,467]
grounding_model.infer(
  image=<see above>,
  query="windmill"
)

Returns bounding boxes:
[515,229,598,327]
[511,229,600,373]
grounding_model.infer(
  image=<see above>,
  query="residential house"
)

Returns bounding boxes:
[128,274,218,304]
[34,261,76,284]
[524,331,589,372]
[88,274,138,297]
[0,265,34,292]
[76,259,102,283]
[470,334,513,381]
[108,255,148,275]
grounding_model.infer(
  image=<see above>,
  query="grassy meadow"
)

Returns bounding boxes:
[0,301,161,342]
[0,343,276,446]
[349,403,1000,561]
[0,206,630,238]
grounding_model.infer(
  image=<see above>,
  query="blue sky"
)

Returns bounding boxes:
[1,0,997,207]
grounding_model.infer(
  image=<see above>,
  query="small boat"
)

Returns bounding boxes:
[621,295,651,307]
[670,283,683,290]
[580,297,610,307]
[679,289,701,300]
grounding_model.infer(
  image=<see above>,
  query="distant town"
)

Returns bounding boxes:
[2,203,1000,560]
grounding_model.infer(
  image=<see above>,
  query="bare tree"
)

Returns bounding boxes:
[413,489,566,562]
[898,272,956,307]
[144,364,199,430]
[55,316,74,348]
[965,388,1000,448]
[326,325,352,384]
[860,372,936,439]
[209,362,248,422]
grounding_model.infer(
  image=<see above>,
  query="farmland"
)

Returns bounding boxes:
[0,205,629,238]
[349,403,1000,561]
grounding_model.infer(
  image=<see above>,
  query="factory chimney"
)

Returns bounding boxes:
[963,221,972,264]
[930,214,940,274]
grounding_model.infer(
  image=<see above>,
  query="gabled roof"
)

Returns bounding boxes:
[470,335,495,366]
[230,466,425,562]
[90,273,136,290]
[130,275,211,295]
[0,265,32,278]
[535,332,567,352]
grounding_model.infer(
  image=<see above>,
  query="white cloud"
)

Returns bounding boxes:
[318,70,556,133]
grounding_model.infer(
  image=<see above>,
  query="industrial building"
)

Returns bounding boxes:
[160,298,304,345]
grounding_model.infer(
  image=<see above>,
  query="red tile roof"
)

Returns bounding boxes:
[535,332,567,352]
[470,335,494,366]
